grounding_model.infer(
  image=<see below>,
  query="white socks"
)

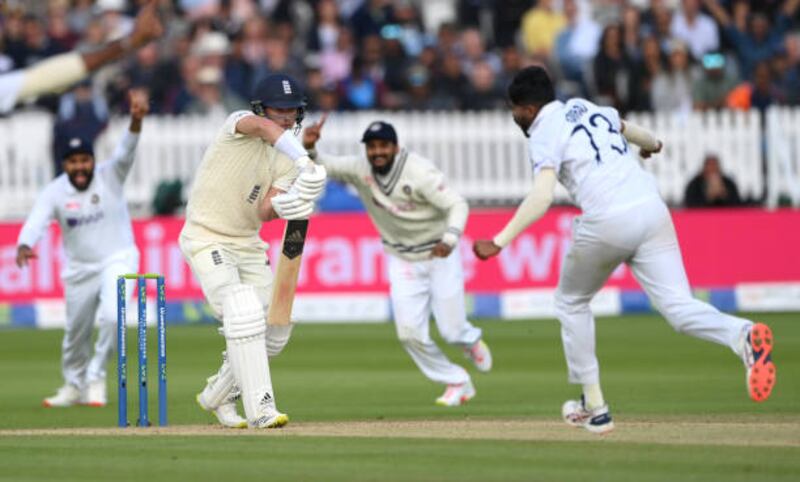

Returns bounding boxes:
[583,383,606,410]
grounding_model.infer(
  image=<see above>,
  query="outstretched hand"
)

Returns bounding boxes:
[473,240,501,261]
[16,245,37,268]
[131,0,164,48]
[302,113,328,149]
[639,140,662,159]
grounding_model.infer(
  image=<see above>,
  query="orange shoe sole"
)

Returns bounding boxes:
[749,323,776,402]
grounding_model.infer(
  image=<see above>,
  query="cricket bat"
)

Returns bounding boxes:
[267,218,309,326]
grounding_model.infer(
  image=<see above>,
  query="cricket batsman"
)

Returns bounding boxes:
[302,117,492,406]
[0,0,162,115]
[16,90,150,407]
[181,74,326,428]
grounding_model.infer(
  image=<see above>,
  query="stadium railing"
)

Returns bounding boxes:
[1,107,796,220]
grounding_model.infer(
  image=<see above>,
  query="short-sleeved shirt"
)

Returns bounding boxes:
[182,111,298,245]
[528,99,660,218]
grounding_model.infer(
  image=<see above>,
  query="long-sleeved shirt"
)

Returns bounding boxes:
[315,148,469,261]
[181,110,297,245]
[17,131,140,280]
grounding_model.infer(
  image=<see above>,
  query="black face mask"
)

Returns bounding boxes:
[67,168,94,191]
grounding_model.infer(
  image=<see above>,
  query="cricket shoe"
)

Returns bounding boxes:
[740,322,776,402]
[562,396,614,435]
[42,384,83,408]
[196,391,247,429]
[249,392,289,429]
[435,380,476,407]
[464,339,493,372]
[83,380,107,407]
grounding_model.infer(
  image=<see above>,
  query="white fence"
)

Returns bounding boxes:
[0,107,795,220]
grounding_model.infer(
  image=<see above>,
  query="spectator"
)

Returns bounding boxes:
[520,0,567,60]
[462,61,505,110]
[493,0,532,49]
[339,55,386,110]
[622,5,643,60]
[670,0,720,61]
[592,24,630,111]
[555,0,601,90]
[307,0,343,53]
[703,0,800,79]
[628,35,665,112]
[458,28,501,76]
[349,0,395,42]
[184,65,247,115]
[771,37,800,105]
[651,39,695,114]
[693,52,739,110]
[684,154,742,207]
[319,25,355,85]
[433,50,469,109]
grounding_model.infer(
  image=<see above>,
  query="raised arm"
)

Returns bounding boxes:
[109,90,149,183]
[302,113,362,182]
[235,115,309,163]
[16,0,162,102]
[702,0,732,27]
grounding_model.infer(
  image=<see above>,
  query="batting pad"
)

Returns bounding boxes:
[199,354,237,409]
[223,285,276,424]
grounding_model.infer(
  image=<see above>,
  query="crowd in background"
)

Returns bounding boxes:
[2,0,799,118]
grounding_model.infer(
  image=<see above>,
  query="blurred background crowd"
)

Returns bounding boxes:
[2,0,800,119]
[1,0,799,209]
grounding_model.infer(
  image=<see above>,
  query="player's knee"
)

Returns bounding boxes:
[554,290,587,317]
[395,323,422,345]
[222,285,265,341]
[265,322,293,356]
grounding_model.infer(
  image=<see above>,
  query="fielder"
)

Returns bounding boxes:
[473,66,776,434]
[302,118,492,406]
[16,90,150,407]
[181,74,326,429]
[0,0,162,115]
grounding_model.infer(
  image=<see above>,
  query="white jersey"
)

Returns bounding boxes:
[316,148,468,261]
[17,132,140,280]
[528,99,660,218]
[0,70,25,114]
[182,111,298,245]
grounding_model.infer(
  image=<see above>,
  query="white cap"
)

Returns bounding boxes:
[192,32,230,57]
[96,0,126,13]
[196,66,223,84]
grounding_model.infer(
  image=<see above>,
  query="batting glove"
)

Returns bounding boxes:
[293,164,327,202]
[272,191,314,220]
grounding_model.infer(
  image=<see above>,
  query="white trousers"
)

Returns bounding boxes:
[555,198,751,385]
[388,250,482,386]
[61,249,139,389]
[179,234,274,391]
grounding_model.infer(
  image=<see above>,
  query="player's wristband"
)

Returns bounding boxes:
[441,231,460,247]
[274,131,308,162]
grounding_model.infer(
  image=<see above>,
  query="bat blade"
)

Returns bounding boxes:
[267,219,308,326]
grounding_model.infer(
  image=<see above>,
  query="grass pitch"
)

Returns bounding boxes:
[1,313,798,481]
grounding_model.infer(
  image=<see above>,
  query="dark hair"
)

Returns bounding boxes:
[507,66,555,107]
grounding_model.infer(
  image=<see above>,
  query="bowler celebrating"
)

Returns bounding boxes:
[474,66,776,434]
[16,90,150,408]
[303,117,492,406]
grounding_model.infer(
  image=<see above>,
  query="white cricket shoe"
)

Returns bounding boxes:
[248,392,289,429]
[562,396,614,435]
[464,339,492,372]
[435,380,476,406]
[84,380,107,407]
[196,391,247,429]
[42,384,83,408]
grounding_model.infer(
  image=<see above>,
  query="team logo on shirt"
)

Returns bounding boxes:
[91,194,99,204]
[65,201,81,211]
[402,185,412,196]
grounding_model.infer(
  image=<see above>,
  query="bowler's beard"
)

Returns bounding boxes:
[67,169,94,191]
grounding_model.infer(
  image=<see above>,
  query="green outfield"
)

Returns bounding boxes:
[1,313,798,481]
